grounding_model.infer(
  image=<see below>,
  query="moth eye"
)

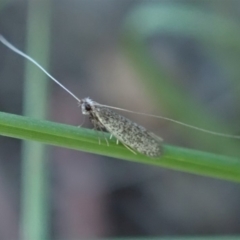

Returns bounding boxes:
[85,104,92,111]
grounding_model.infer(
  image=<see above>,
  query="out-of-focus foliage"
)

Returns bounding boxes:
[0,1,240,240]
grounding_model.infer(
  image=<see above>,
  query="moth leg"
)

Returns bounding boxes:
[109,134,118,144]
[94,125,102,145]
[77,115,86,128]
[122,143,137,155]
[96,128,103,145]
[89,117,103,145]
[98,125,109,146]
[89,116,109,146]
[109,134,118,145]
[96,124,109,146]
[104,137,109,146]
[97,133,101,145]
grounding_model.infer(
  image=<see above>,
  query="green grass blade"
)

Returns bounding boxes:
[21,1,51,240]
[0,111,240,183]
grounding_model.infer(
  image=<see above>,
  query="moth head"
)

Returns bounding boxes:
[81,97,94,115]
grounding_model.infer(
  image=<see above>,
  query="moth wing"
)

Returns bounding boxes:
[94,106,163,157]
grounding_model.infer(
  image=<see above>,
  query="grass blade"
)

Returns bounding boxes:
[0,111,239,183]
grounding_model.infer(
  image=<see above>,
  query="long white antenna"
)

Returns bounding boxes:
[98,104,240,139]
[1,35,239,140]
[0,35,81,103]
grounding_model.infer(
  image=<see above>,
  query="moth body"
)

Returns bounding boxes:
[81,98,163,157]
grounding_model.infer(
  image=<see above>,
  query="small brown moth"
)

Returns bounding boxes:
[0,35,162,157]
[81,97,162,157]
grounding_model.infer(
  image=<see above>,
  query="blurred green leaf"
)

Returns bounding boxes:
[21,1,51,240]
[122,4,240,157]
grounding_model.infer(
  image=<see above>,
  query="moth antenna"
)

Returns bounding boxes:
[2,35,239,140]
[99,104,240,139]
[0,35,81,103]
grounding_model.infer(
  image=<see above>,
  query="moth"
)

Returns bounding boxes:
[0,35,163,157]
[81,97,162,157]
[1,35,239,157]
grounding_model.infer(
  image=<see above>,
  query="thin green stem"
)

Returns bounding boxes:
[21,1,51,240]
[0,111,239,183]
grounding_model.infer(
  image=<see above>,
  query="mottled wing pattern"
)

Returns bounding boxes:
[93,105,163,157]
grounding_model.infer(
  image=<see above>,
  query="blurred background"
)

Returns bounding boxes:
[0,0,240,239]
